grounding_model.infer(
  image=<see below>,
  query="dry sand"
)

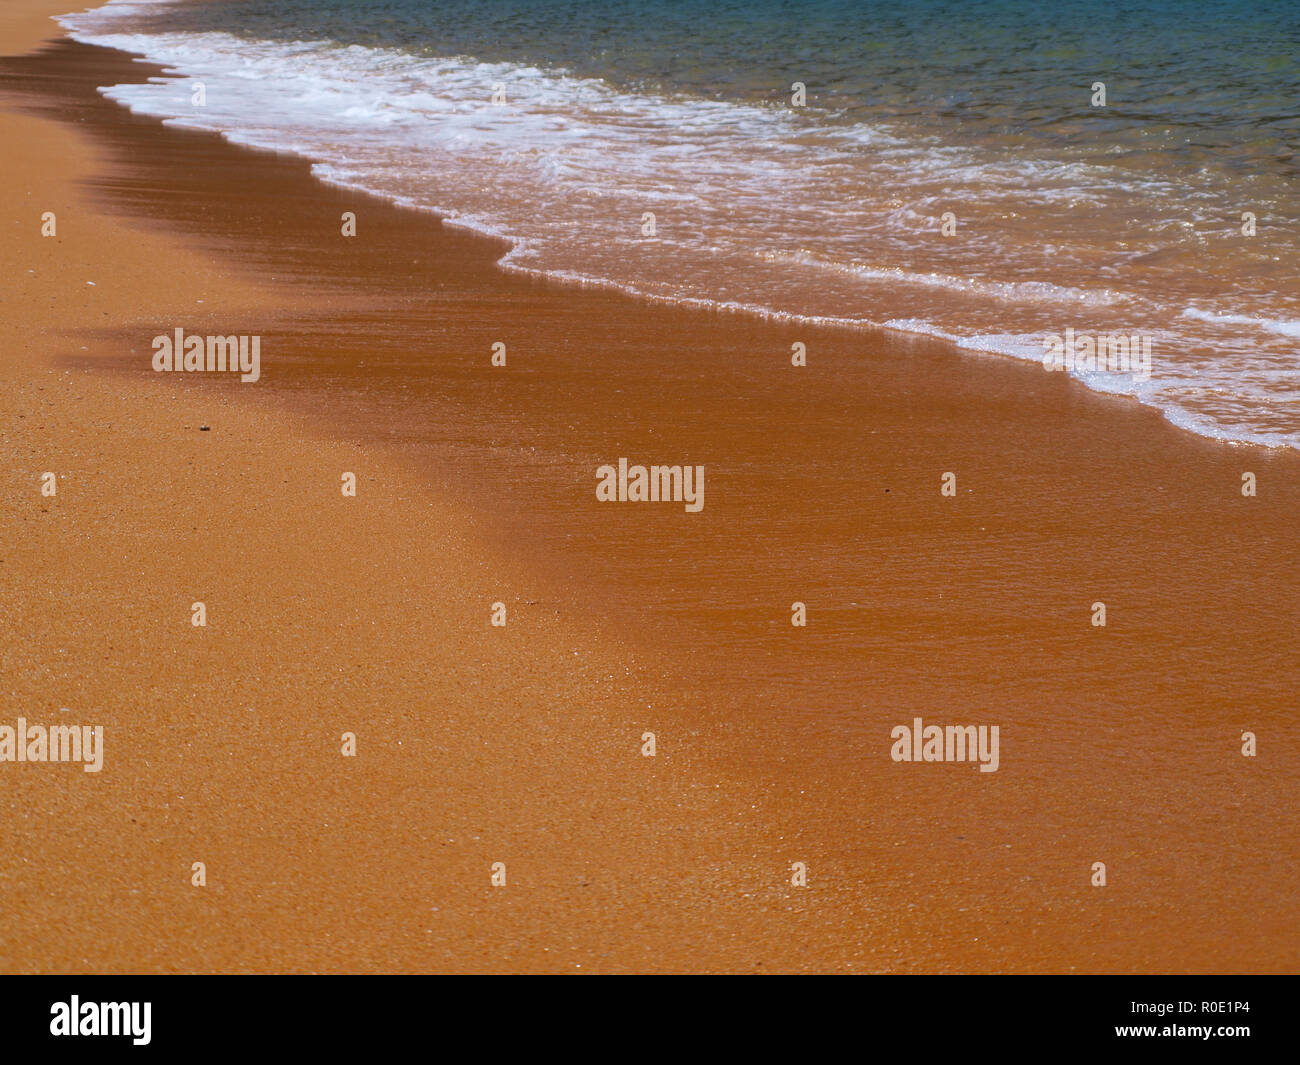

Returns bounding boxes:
[0,3,1296,973]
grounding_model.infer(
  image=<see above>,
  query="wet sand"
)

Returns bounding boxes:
[0,6,1296,973]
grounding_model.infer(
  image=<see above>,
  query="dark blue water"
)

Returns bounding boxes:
[137,0,1300,171]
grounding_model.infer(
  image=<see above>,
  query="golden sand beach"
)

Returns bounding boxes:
[0,1,1296,973]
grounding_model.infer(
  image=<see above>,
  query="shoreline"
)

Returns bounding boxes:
[51,0,1300,456]
[1,7,1297,974]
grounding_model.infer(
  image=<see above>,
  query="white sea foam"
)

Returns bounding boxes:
[1181,307,1300,339]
